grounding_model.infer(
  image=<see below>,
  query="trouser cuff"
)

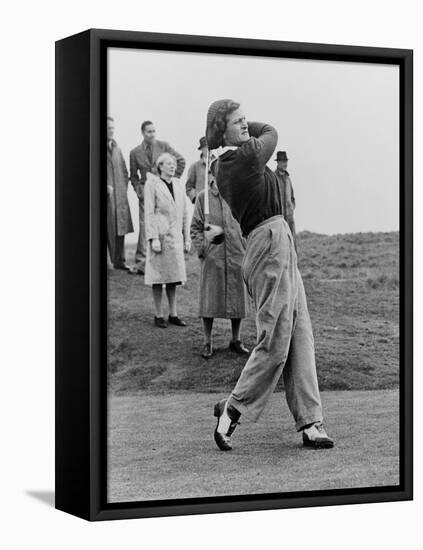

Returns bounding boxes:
[295,410,323,432]
[227,396,261,422]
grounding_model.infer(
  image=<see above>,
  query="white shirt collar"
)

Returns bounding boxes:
[210,145,238,166]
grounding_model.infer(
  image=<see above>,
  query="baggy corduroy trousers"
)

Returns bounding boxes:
[228,215,323,430]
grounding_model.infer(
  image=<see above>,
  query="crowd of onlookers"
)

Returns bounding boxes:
[107,116,296,358]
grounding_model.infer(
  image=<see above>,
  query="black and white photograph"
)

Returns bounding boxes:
[106,46,401,504]
[3,0,422,544]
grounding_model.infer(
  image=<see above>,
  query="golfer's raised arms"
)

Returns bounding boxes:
[239,122,278,167]
[213,121,283,237]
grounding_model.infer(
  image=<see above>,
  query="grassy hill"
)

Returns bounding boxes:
[107,231,399,393]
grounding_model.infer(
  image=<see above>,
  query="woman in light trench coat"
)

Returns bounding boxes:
[144,153,191,328]
[190,178,250,358]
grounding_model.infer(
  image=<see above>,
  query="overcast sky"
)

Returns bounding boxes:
[108,47,399,236]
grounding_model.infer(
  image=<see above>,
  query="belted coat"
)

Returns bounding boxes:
[144,173,191,286]
[190,185,249,318]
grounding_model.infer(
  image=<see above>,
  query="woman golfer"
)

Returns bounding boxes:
[206,99,334,451]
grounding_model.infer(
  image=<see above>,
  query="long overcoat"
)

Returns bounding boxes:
[273,169,296,242]
[144,173,191,286]
[190,185,249,318]
[185,158,207,202]
[107,140,134,236]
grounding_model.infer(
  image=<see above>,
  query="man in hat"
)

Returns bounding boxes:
[274,151,297,248]
[106,116,134,270]
[206,99,333,452]
[185,137,208,203]
[129,121,186,275]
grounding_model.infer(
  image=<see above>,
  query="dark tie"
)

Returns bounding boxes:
[146,144,153,166]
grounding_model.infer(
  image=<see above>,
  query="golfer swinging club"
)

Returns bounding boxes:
[206,99,334,451]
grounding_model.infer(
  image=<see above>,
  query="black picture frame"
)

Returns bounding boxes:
[55,28,413,521]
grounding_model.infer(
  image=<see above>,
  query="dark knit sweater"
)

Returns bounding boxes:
[214,122,283,236]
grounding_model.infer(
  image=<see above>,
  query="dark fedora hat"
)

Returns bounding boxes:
[198,136,207,150]
[275,151,288,162]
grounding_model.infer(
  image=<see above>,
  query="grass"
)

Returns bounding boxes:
[107,389,399,502]
[107,231,399,393]
[366,272,399,290]
[107,231,400,502]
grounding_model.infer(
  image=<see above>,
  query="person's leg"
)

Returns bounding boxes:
[282,274,323,431]
[106,247,114,269]
[203,317,214,344]
[230,318,241,342]
[166,284,187,326]
[226,219,297,422]
[215,218,331,451]
[152,284,163,317]
[202,317,214,358]
[215,219,298,450]
[165,283,177,317]
[113,235,126,268]
[107,239,115,269]
[228,318,249,354]
[288,218,297,253]
[283,277,333,447]
[107,199,117,267]
[227,275,296,421]
[135,190,146,272]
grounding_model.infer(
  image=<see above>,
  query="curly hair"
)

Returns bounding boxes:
[206,100,240,150]
[156,152,177,175]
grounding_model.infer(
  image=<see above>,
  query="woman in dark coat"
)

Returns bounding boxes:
[190,179,250,358]
[107,117,134,268]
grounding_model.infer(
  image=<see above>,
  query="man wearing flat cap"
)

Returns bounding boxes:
[185,137,209,203]
[274,151,297,249]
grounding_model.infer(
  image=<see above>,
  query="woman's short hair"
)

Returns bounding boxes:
[206,99,240,150]
[156,152,177,175]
